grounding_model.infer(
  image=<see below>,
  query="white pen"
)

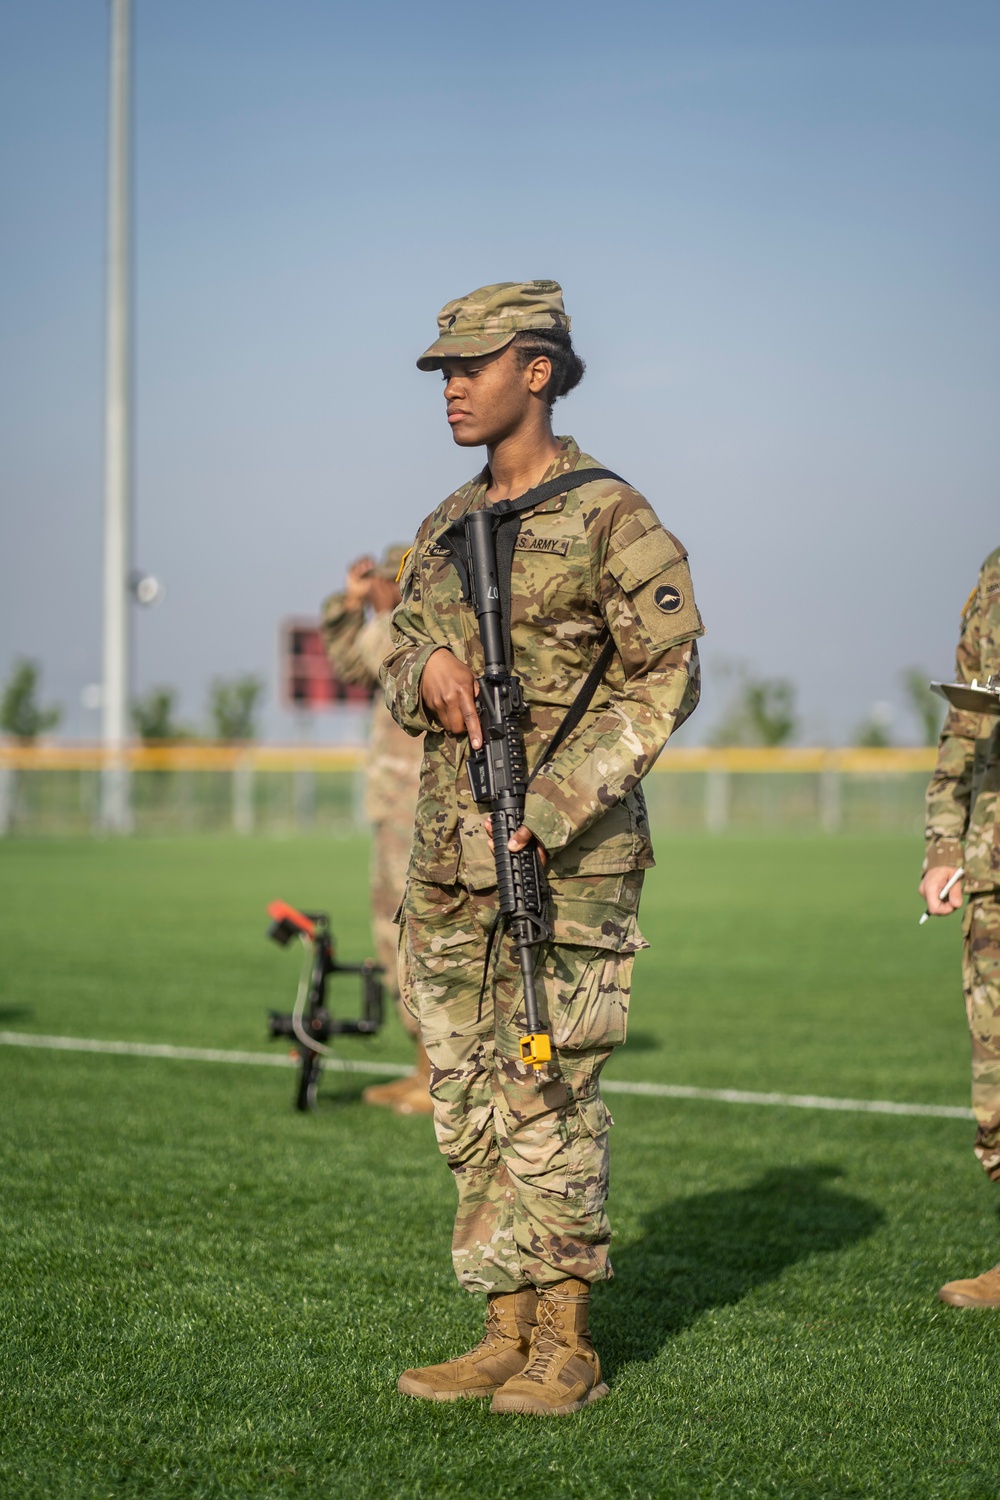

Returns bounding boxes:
[919,867,965,925]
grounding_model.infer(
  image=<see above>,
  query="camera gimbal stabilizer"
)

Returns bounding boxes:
[265,900,383,1111]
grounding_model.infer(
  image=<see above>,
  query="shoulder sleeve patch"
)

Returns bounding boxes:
[628,557,705,651]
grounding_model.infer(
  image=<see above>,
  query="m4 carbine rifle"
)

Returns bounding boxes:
[465,508,553,1075]
[444,468,623,1078]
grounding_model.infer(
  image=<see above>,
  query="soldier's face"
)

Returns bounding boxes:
[440,347,550,448]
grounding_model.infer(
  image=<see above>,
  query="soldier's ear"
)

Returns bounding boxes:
[525,355,553,397]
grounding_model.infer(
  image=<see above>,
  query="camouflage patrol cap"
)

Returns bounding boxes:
[374,542,410,580]
[416,281,570,371]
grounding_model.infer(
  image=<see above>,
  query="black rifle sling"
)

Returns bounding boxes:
[526,632,617,787]
[489,468,621,669]
[439,467,620,636]
[441,466,626,785]
[487,467,623,778]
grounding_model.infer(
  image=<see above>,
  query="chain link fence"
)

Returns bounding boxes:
[0,746,934,838]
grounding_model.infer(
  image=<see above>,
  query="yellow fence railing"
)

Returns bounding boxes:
[0,743,365,772]
[0,743,937,774]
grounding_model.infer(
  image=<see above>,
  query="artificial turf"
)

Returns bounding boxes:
[1,834,998,1499]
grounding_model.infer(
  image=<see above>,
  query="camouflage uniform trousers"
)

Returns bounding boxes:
[963,890,1000,1181]
[371,817,419,1036]
[400,874,642,1294]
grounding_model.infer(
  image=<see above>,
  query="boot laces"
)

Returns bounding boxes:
[476,1297,515,1352]
[523,1298,565,1384]
[481,1299,504,1346]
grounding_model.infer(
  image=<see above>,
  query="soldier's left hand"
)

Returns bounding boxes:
[482,817,547,865]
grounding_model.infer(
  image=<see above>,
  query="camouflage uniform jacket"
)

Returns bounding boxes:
[925,545,1000,889]
[381,436,704,896]
[321,597,423,824]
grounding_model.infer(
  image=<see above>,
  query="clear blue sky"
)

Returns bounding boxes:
[1,0,997,742]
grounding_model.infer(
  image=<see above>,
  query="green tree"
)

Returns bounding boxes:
[0,659,61,742]
[208,675,265,742]
[708,662,799,747]
[131,687,188,742]
[853,704,893,747]
[901,666,944,746]
[743,679,797,746]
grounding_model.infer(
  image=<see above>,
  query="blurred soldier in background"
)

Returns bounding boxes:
[322,545,431,1115]
[920,544,1000,1307]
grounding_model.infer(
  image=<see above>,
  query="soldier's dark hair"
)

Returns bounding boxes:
[512,329,585,409]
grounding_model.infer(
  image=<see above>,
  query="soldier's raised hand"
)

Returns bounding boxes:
[420,648,482,747]
[345,555,376,608]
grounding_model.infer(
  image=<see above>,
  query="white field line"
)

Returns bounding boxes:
[0,1030,407,1077]
[0,1029,973,1121]
[601,1078,973,1120]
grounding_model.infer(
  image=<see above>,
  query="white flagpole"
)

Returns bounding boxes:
[100,0,133,832]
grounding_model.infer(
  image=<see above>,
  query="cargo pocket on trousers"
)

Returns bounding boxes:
[566,1092,612,1216]
[402,900,482,1046]
[396,915,419,1027]
[548,949,633,1050]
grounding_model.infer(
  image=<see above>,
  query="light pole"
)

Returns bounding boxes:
[100,0,133,832]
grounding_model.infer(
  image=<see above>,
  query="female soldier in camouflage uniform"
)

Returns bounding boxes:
[382,281,704,1414]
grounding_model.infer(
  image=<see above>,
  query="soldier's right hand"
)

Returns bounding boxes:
[345,555,376,608]
[918,866,964,917]
[420,649,482,747]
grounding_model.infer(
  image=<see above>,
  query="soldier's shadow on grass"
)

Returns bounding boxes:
[620,1030,660,1054]
[598,1164,881,1369]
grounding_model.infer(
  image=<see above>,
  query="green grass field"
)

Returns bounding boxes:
[2,835,998,1499]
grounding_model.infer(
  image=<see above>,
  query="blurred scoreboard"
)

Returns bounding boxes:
[280,618,374,709]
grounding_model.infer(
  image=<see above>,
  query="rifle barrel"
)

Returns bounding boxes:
[515,929,542,1035]
[466,509,506,676]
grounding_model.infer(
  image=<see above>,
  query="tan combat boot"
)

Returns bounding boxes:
[362,1041,432,1109]
[361,1071,415,1108]
[393,1040,435,1116]
[938,1265,1000,1307]
[397,1288,537,1401]
[490,1277,608,1416]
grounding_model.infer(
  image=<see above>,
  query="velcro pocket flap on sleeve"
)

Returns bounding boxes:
[605,518,686,593]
